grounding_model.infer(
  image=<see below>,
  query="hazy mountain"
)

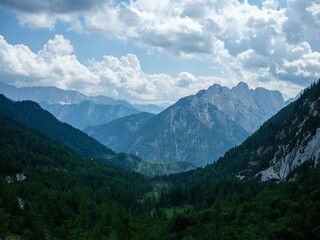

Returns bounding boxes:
[0,94,193,176]
[0,82,134,108]
[85,112,155,150]
[118,82,286,166]
[89,95,134,108]
[285,90,303,105]
[133,104,164,114]
[40,101,140,130]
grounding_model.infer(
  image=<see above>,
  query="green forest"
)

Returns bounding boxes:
[0,80,320,239]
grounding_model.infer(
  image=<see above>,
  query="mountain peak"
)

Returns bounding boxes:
[234,81,249,91]
[208,83,223,90]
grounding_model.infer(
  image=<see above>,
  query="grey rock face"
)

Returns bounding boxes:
[233,82,320,182]
[256,100,320,181]
[197,82,285,132]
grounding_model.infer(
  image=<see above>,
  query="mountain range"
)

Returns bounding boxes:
[0,82,134,107]
[92,82,285,166]
[0,82,165,129]
[0,81,287,167]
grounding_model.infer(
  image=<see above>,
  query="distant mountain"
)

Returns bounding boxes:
[0,95,193,176]
[89,95,134,108]
[85,112,155,150]
[0,82,134,108]
[40,101,140,130]
[285,90,303,105]
[118,82,285,166]
[133,104,164,114]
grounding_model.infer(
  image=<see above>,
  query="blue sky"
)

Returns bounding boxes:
[0,7,218,78]
[0,0,319,105]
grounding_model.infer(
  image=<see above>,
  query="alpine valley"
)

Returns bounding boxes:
[0,79,319,240]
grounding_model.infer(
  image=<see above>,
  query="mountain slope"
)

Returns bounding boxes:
[120,95,250,166]
[0,94,114,160]
[84,112,155,151]
[40,101,140,130]
[170,79,320,184]
[154,81,320,239]
[0,113,153,239]
[133,104,164,114]
[212,80,320,181]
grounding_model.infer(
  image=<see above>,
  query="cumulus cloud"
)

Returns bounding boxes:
[0,0,319,100]
[0,35,99,90]
[237,49,269,69]
[306,2,320,25]
[277,51,320,78]
[0,35,225,104]
[263,0,280,10]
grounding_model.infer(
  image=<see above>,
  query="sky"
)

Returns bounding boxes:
[0,0,319,105]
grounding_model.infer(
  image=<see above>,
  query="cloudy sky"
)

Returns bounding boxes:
[0,0,319,105]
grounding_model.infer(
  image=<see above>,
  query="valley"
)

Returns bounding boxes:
[0,1,319,239]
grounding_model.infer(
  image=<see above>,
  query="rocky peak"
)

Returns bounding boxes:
[233,81,250,92]
[195,82,285,132]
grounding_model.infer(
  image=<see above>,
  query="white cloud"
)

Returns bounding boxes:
[17,12,71,29]
[306,2,320,25]
[0,34,308,103]
[237,49,269,69]
[0,35,218,104]
[263,0,279,10]
[278,51,320,78]
[88,53,219,104]
[0,0,319,101]
[0,35,99,90]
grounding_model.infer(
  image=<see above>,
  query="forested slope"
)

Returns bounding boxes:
[0,114,154,239]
